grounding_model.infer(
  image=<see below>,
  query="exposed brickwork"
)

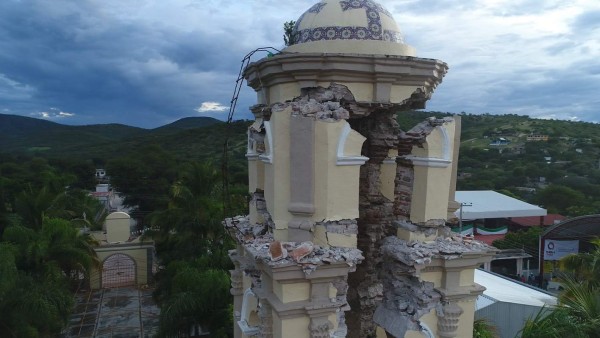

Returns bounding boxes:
[347,110,400,338]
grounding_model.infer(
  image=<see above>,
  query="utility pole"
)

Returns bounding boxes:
[458,202,473,236]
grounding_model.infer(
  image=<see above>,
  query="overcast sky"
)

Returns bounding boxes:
[1,0,599,128]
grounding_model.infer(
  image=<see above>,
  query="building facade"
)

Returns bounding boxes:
[224,1,495,337]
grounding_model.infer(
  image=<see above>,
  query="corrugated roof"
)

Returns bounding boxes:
[543,214,600,240]
[456,191,547,219]
[475,269,557,308]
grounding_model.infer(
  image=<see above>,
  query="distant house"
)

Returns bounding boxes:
[489,137,511,146]
[527,134,549,142]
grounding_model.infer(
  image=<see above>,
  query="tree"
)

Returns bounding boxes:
[520,239,600,338]
[536,185,587,215]
[0,218,99,337]
[283,20,297,46]
[145,163,235,336]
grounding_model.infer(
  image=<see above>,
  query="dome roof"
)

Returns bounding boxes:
[285,0,415,56]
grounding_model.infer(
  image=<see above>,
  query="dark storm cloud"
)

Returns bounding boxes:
[0,0,251,127]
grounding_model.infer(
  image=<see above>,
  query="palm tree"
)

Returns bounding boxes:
[145,163,235,337]
[520,239,600,338]
[0,218,99,337]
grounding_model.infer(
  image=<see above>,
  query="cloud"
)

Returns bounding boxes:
[31,108,75,119]
[0,0,598,127]
[195,101,229,113]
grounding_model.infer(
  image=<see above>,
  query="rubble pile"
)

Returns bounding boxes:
[380,235,495,267]
[225,216,364,275]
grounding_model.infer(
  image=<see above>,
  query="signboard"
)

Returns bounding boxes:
[544,261,554,273]
[544,240,579,261]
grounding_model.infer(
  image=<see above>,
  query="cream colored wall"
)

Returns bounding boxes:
[90,247,149,289]
[273,280,310,304]
[268,83,301,104]
[460,268,475,287]
[419,271,443,288]
[409,122,457,224]
[263,109,292,239]
[272,312,311,338]
[105,212,131,243]
[454,299,476,338]
[313,120,363,223]
[248,159,264,193]
[410,166,452,223]
[390,85,420,103]
[282,317,311,338]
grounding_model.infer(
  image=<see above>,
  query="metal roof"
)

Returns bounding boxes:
[542,214,600,240]
[475,269,556,308]
[456,190,547,219]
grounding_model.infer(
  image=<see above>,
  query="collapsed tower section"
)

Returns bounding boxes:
[225,1,494,337]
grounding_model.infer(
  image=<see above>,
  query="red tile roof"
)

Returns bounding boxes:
[510,214,566,227]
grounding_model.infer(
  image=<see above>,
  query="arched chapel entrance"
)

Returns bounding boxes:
[102,253,136,288]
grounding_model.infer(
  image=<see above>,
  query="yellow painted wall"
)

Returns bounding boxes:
[273,280,310,304]
[247,159,265,193]
[282,316,311,338]
[419,271,443,288]
[272,312,311,338]
[313,121,363,223]
[455,299,476,338]
[410,166,452,223]
[105,212,131,243]
[390,85,419,103]
[268,83,301,104]
[264,109,292,237]
[460,268,475,287]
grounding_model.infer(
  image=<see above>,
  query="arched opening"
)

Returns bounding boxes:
[102,253,136,288]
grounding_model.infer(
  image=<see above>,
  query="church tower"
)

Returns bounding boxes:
[225,1,495,337]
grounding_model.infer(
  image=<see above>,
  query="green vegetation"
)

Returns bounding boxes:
[473,318,498,338]
[2,111,600,336]
[399,110,600,217]
[0,160,101,337]
[520,239,600,338]
[283,20,297,46]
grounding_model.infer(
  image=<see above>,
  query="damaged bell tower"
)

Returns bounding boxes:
[224,1,495,337]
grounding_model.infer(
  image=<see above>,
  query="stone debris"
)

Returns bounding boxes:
[224,216,364,275]
[319,219,359,235]
[290,242,314,262]
[380,236,495,267]
[269,240,287,261]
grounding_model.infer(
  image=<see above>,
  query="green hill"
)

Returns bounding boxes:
[0,114,239,160]
[152,116,221,133]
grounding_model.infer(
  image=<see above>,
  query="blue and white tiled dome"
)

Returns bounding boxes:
[285,0,415,56]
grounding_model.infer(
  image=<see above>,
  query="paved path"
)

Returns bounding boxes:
[63,288,159,338]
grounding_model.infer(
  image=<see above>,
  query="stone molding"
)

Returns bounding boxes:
[437,302,464,338]
[337,123,370,166]
[245,53,447,105]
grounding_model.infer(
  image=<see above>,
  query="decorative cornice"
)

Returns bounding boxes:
[244,53,448,102]
[337,123,369,166]
[403,155,451,168]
